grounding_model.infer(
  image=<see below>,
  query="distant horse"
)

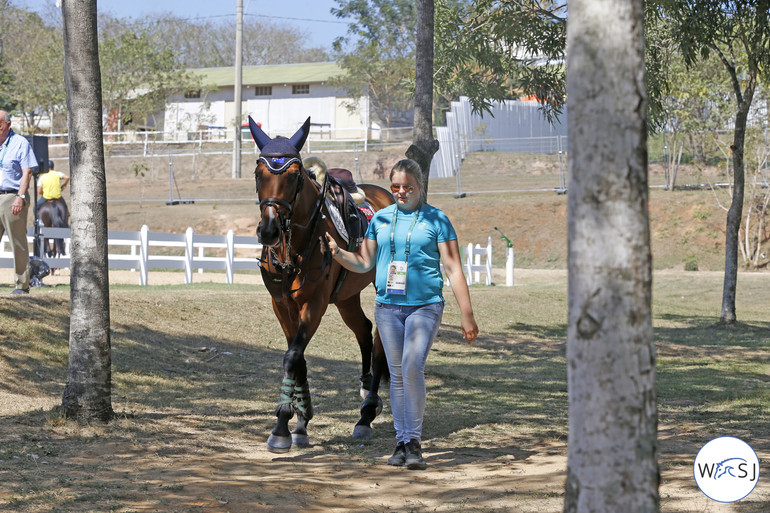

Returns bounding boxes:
[37,198,69,258]
[249,116,395,453]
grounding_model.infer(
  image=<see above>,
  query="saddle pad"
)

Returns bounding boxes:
[358,202,375,220]
[325,198,349,244]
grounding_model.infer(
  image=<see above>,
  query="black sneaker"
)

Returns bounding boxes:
[387,441,406,466]
[405,439,427,470]
[10,288,29,295]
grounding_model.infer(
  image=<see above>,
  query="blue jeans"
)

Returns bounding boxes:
[374,301,444,443]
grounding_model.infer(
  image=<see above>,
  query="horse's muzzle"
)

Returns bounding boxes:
[258,215,282,247]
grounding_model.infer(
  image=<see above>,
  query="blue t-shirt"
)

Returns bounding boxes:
[0,130,38,190]
[365,203,457,306]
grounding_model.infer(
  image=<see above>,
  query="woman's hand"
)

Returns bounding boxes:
[322,232,340,257]
[462,312,479,344]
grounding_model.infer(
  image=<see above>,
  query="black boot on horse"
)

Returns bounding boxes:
[249,116,394,453]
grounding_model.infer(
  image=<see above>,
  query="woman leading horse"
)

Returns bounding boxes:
[249,117,394,453]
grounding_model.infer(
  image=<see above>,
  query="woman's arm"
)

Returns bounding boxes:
[438,239,479,343]
[324,232,377,273]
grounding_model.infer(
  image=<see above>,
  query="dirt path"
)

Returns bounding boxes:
[3,269,769,512]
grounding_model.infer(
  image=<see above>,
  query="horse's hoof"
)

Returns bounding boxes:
[266,434,292,453]
[291,433,310,447]
[352,425,372,440]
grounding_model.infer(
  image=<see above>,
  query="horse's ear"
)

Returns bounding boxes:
[249,116,272,150]
[289,117,311,153]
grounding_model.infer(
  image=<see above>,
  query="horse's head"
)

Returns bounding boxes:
[249,116,311,247]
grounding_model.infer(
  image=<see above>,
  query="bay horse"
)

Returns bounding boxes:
[249,116,395,453]
[37,198,68,258]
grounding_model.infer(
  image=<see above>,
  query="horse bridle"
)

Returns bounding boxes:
[257,155,305,231]
[257,155,331,297]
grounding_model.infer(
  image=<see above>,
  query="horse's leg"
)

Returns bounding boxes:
[267,296,326,453]
[334,294,373,399]
[353,327,387,439]
[334,295,386,440]
[289,298,329,448]
[267,299,300,452]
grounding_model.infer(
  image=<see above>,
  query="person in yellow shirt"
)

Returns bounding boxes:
[36,160,69,220]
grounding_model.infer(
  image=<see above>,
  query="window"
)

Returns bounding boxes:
[292,84,310,95]
[184,90,201,99]
[254,86,272,96]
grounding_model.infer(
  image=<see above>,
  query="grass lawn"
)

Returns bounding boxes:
[0,269,768,511]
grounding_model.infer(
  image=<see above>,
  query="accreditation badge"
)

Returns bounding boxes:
[386,260,408,295]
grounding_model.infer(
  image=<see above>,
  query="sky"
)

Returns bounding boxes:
[20,0,349,50]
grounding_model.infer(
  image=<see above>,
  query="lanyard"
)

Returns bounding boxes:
[0,133,12,168]
[390,206,422,262]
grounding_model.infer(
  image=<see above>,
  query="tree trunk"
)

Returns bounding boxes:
[564,0,658,511]
[61,0,114,422]
[720,89,753,324]
[406,0,438,198]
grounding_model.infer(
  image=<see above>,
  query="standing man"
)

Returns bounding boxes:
[0,111,37,294]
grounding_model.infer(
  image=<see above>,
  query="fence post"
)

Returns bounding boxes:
[506,246,515,286]
[485,236,492,285]
[465,242,473,286]
[139,225,149,286]
[226,230,235,284]
[184,227,194,284]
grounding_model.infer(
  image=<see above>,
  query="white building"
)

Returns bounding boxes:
[164,62,372,140]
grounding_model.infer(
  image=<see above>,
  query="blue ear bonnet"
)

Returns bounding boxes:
[258,155,302,174]
[260,136,302,159]
[249,116,311,174]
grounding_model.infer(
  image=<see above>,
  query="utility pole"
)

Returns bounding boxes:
[232,0,243,178]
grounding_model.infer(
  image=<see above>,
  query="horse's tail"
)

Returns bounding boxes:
[52,199,69,228]
[50,199,68,257]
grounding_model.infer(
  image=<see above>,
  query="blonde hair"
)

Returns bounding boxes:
[389,158,426,203]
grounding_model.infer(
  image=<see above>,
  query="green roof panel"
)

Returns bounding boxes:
[189,62,345,88]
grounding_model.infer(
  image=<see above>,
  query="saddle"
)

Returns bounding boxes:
[304,158,373,253]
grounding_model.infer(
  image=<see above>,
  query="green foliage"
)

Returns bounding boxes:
[330,0,418,127]
[433,0,566,122]
[130,14,330,68]
[0,4,65,130]
[646,9,736,140]
[98,22,199,130]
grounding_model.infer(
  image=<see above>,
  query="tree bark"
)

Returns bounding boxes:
[564,0,658,511]
[406,0,438,197]
[61,0,114,421]
[720,87,753,324]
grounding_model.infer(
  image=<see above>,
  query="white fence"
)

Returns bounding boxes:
[2,227,515,287]
[0,225,263,286]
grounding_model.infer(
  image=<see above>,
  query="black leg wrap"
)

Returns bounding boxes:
[294,381,314,421]
[359,372,373,391]
[275,378,296,419]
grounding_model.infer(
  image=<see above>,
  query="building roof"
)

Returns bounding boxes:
[188,62,345,88]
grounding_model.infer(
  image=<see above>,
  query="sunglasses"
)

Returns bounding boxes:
[390,184,415,194]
